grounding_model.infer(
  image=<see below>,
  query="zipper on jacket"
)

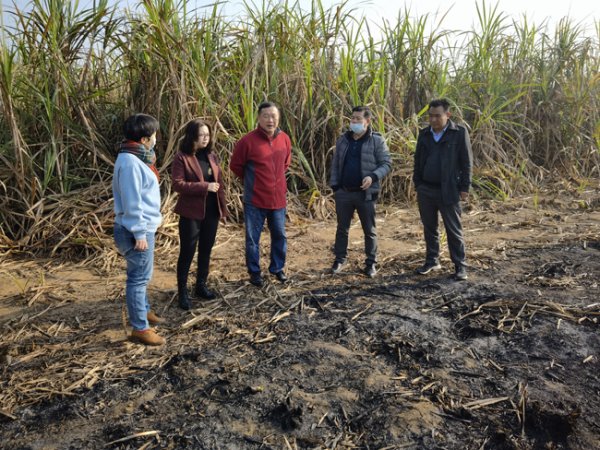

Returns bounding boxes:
[270,138,278,209]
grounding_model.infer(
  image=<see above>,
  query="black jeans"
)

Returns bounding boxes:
[176,200,220,288]
[334,189,377,266]
[417,184,466,268]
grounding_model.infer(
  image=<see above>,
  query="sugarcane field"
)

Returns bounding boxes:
[0,1,599,449]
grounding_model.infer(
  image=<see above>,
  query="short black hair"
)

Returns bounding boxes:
[123,114,159,142]
[352,106,372,119]
[428,98,451,112]
[258,101,279,114]
[180,119,213,155]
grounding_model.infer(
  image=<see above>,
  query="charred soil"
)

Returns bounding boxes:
[1,193,599,449]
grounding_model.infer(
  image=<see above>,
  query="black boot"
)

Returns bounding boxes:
[178,284,191,310]
[195,280,216,300]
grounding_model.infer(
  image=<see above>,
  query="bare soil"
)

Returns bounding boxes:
[1,191,599,449]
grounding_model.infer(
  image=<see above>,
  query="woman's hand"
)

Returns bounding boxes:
[208,182,220,192]
[134,239,148,251]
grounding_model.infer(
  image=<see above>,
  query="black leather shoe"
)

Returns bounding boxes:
[178,288,191,310]
[273,271,288,283]
[365,264,377,278]
[195,281,216,300]
[249,272,264,287]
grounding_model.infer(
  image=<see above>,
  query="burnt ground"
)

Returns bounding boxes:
[0,192,599,449]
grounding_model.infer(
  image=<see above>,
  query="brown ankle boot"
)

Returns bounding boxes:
[131,329,166,346]
[147,311,166,325]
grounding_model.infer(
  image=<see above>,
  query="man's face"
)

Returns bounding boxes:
[258,106,280,136]
[350,111,370,128]
[428,106,450,133]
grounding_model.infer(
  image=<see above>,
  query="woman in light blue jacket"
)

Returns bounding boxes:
[112,114,165,346]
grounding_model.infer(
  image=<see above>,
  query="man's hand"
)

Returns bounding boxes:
[460,191,469,201]
[135,239,148,251]
[208,182,220,193]
[361,176,373,190]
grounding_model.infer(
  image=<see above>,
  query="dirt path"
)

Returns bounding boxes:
[1,193,599,449]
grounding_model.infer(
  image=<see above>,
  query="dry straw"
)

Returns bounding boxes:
[0,0,598,258]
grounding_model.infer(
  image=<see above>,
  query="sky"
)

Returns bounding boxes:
[327,0,597,33]
[1,0,598,35]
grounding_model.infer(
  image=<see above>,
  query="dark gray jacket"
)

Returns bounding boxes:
[413,120,473,205]
[329,128,392,201]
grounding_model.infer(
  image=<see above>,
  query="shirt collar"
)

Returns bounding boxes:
[430,123,449,136]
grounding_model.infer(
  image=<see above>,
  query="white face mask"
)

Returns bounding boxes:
[145,134,156,151]
[349,123,365,134]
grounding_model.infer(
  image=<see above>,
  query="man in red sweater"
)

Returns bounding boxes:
[230,102,292,287]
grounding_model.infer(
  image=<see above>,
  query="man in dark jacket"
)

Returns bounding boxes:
[329,106,392,277]
[230,101,292,287]
[413,98,473,281]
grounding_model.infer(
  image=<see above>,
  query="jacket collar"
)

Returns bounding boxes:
[423,120,458,145]
[183,150,219,182]
[256,126,281,140]
[344,126,372,141]
[182,151,204,181]
[427,119,458,135]
[448,119,459,131]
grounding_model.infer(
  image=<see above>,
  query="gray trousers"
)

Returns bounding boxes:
[417,184,466,268]
[334,189,377,266]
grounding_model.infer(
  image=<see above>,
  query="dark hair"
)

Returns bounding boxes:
[180,119,213,155]
[123,114,159,142]
[258,101,279,114]
[428,98,451,112]
[351,106,372,119]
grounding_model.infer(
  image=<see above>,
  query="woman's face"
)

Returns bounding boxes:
[142,132,157,150]
[194,125,210,150]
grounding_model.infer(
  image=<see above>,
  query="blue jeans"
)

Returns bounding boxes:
[113,223,154,331]
[244,203,286,274]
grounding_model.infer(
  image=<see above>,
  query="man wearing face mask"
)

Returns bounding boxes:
[329,106,392,277]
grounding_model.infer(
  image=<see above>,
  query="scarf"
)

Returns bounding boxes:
[119,140,160,181]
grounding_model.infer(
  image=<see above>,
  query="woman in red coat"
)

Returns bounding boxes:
[172,119,228,310]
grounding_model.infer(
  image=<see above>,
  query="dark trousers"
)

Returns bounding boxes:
[177,212,219,288]
[417,184,466,268]
[334,189,377,266]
